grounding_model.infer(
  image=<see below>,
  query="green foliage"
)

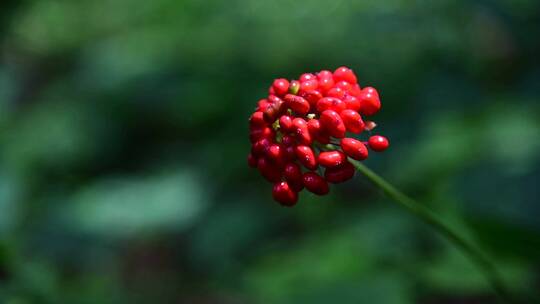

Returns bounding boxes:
[0,0,539,303]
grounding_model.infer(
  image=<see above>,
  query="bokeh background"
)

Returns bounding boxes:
[1,0,539,303]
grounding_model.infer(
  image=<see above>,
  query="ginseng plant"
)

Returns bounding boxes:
[248,67,514,303]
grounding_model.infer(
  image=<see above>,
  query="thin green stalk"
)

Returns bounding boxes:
[349,159,515,304]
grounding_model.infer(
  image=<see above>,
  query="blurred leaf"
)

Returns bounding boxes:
[63,171,206,238]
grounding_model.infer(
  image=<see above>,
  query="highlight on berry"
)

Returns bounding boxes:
[248,66,389,206]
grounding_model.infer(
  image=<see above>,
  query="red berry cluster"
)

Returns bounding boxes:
[248,67,389,206]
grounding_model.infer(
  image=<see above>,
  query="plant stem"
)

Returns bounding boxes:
[349,159,515,304]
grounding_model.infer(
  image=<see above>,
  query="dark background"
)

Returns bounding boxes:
[0,0,539,303]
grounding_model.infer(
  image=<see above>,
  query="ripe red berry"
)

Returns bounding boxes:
[341,138,368,160]
[343,95,361,111]
[318,150,347,168]
[281,134,296,146]
[284,163,304,191]
[293,118,312,145]
[257,99,270,111]
[266,144,285,165]
[333,66,357,84]
[324,162,355,184]
[316,97,347,113]
[249,111,266,130]
[300,79,318,92]
[263,101,283,123]
[303,172,329,195]
[307,119,330,144]
[250,126,274,143]
[272,181,298,206]
[300,90,323,108]
[251,138,271,156]
[317,70,333,79]
[295,145,318,170]
[284,94,310,115]
[350,84,362,97]
[284,145,296,161]
[317,72,334,92]
[249,68,389,205]
[272,78,290,96]
[340,109,365,134]
[320,110,346,138]
[326,87,346,99]
[359,87,381,116]
[335,80,352,92]
[368,135,389,152]
[279,115,294,132]
[300,73,317,82]
[258,157,282,182]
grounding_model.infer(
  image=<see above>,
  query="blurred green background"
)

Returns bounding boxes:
[1,0,539,303]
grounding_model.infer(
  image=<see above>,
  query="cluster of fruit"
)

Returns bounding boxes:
[248,67,389,206]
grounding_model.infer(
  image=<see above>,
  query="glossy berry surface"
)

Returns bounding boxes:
[368,135,390,152]
[247,67,389,206]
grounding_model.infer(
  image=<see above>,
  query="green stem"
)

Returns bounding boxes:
[349,159,515,304]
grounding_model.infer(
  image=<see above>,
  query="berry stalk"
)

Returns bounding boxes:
[349,159,516,304]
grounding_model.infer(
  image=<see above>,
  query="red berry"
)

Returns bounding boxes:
[300,79,318,92]
[340,109,365,134]
[284,145,296,161]
[318,74,334,92]
[272,78,290,96]
[249,111,266,129]
[368,135,389,152]
[326,87,346,99]
[266,144,285,165]
[279,115,294,132]
[300,90,323,108]
[317,70,333,79]
[303,172,329,195]
[362,86,379,98]
[247,153,258,168]
[350,84,362,97]
[341,138,368,160]
[249,68,389,203]
[335,80,352,92]
[263,97,284,123]
[300,73,316,82]
[318,150,347,168]
[324,162,355,184]
[250,127,274,143]
[281,134,296,146]
[359,87,381,116]
[258,157,282,182]
[257,99,270,111]
[272,181,298,206]
[284,94,310,115]
[251,138,271,156]
[295,145,318,170]
[307,119,331,144]
[316,97,347,113]
[284,163,304,191]
[293,118,312,145]
[343,95,361,111]
[333,66,357,84]
[319,110,346,138]
[307,118,321,136]
[268,94,283,105]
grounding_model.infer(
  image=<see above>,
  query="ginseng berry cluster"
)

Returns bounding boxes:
[248,67,389,206]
